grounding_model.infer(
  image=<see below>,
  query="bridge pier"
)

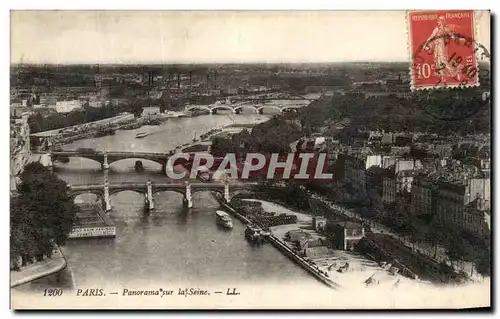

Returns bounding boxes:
[224,182,231,203]
[103,181,112,212]
[184,181,193,208]
[101,153,109,170]
[145,180,155,213]
[46,153,53,172]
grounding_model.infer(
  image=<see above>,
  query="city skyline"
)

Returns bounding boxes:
[11,11,491,64]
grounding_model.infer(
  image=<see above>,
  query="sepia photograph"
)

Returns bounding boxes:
[9,10,491,309]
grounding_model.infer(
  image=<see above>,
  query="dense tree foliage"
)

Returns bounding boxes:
[251,182,311,210]
[211,115,302,157]
[334,91,490,137]
[10,163,79,269]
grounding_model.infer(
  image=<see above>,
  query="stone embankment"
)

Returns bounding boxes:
[216,197,341,290]
[10,246,67,288]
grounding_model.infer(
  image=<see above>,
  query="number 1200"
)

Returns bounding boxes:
[43,288,63,296]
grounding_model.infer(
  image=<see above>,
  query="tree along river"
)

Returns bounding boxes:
[14,113,324,293]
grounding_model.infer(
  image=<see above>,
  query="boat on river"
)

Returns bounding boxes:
[135,132,148,139]
[216,210,233,229]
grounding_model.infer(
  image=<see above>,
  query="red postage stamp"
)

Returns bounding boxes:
[407,10,479,90]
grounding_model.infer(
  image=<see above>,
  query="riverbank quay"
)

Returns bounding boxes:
[240,198,424,290]
[216,196,341,289]
[30,111,190,147]
[30,113,136,145]
[266,233,342,290]
[10,245,67,288]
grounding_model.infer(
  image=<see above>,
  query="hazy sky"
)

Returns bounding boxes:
[11,11,490,64]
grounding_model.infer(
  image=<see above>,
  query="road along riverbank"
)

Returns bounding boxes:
[215,195,342,290]
[30,111,190,147]
[265,233,342,289]
[229,196,429,291]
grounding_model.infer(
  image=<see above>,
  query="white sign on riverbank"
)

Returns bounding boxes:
[68,226,116,239]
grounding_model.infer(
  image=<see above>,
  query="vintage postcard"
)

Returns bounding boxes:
[10,10,491,310]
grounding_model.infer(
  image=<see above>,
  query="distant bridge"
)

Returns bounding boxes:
[69,181,257,212]
[184,101,310,115]
[231,94,310,101]
[49,150,193,172]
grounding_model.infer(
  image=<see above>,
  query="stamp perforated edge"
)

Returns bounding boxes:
[405,10,482,92]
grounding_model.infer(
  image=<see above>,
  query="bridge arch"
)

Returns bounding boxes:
[233,105,258,113]
[256,105,283,113]
[71,190,105,205]
[152,188,186,197]
[52,154,103,167]
[210,105,236,113]
[107,157,166,170]
[281,105,301,112]
[108,188,147,196]
[71,190,104,198]
[185,105,211,113]
[190,188,225,196]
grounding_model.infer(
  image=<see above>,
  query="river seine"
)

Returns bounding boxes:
[14,113,322,293]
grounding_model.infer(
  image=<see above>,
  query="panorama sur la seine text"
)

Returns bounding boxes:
[73,288,240,297]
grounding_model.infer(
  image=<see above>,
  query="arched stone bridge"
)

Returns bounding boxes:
[69,181,257,212]
[49,150,189,171]
[231,93,310,101]
[184,101,309,115]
